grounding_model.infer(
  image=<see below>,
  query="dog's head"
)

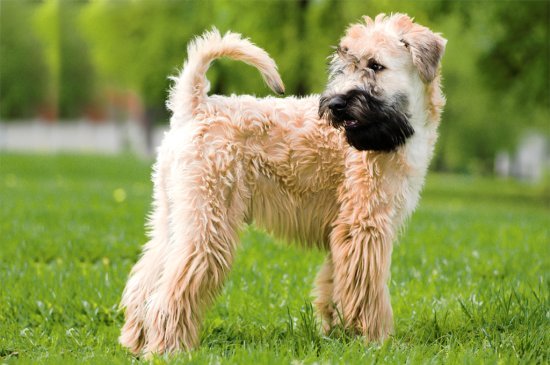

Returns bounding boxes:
[319,14,447,152]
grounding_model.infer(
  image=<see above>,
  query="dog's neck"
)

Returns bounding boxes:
[342,75,444,228]
[402,72,445,166]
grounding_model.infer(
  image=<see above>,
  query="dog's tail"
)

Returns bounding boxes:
[167,28,285,123]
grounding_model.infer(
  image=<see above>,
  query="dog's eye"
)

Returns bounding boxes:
[368,61,385,72]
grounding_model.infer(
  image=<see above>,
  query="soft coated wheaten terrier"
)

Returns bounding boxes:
[120,13,446,355]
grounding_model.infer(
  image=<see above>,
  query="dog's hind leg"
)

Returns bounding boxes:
[119,157,172,354]
[142,151,248,355]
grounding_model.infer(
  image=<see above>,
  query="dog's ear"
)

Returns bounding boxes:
[403,29,446,83]
[393,15,447,83]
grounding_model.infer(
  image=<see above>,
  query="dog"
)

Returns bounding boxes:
[119,13,446,355]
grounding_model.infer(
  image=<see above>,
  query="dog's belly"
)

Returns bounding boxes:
[249,176,340,249]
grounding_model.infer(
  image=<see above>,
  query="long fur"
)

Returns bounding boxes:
[120,13,446,356]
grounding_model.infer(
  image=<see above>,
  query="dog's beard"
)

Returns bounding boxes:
[319,89,415,152]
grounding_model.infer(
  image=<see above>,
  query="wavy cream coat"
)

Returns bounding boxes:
[120,14,445,355]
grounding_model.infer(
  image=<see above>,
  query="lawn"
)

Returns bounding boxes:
[0,153,548,364]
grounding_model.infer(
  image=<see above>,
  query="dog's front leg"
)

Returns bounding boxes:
[329,201,394,342]
[120,158,172,354]
[313,254,335,333]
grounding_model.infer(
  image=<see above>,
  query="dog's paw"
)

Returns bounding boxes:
[142,293,199,354]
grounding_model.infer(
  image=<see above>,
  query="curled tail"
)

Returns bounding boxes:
[167,28,285,123]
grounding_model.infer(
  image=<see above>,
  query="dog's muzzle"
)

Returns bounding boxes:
[319,89,415,152]
[326,96,361,130]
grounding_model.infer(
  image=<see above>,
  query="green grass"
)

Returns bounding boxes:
[0,153,548,364]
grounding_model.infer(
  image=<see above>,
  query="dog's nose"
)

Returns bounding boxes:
[328,97,347,112]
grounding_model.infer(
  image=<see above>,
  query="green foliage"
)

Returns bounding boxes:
[434,1,550,173]
[0,1,548,170]
[1,154,548,363]
[432,11,504,173]
[58,2,96,118]
[1,0,97,119]
[0,1,48,119]
[480,2,549,112]
[80,0,204,111]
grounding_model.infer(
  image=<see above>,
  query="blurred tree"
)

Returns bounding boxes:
[480,1,549,114]
[430,10,504,173]
[81,0,209,148]
[434,1,549,173]
[81,1,205,108]
[0,1,48,119]
[0,0,537,173]
[32,0,59,119]
[32,0,96,119]
[59,2,96,119]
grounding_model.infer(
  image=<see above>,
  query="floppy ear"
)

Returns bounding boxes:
[402,26,447,83]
